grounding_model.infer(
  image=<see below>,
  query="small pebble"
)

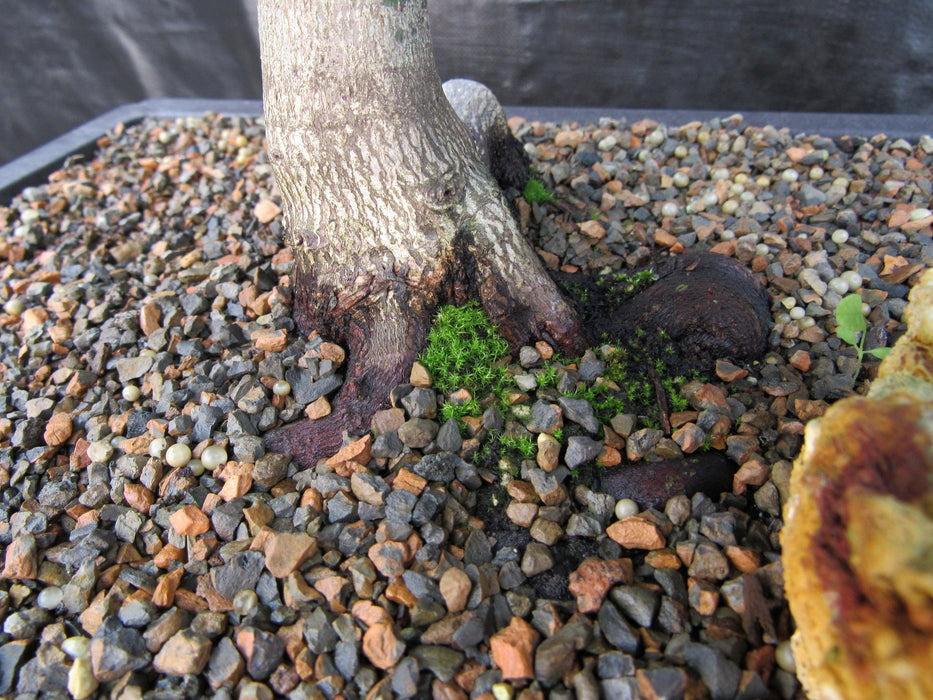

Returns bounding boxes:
[614,498,639,520]
[3,297,24,316]
[201,444,228,469]
[775,640,796,673]
[149,437,168,459]
[36,586,63,610]
[830,229,849,245]
[165,443,192,468]
[272,379,291,396]
[122,385,141,402]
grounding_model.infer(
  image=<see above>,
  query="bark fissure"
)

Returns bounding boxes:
[260,0,584,465]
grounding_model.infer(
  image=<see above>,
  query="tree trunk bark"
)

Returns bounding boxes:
[259,0,585,465]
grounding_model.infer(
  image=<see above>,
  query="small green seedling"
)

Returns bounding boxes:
[834,293,891,377]
[522,178,554,204]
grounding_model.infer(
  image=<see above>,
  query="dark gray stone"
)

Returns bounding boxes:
[90,616,151,681]
[527,400,562,434]
[303,609,337,654]
[401,387,437,419]
[564,435,603,469]
[596,650,635,679]
[435,418,463,453]
[412,452,458,482]
[559,396,600,433]
[410,645,464,682]
[211,498,245,541]
[534,616,593,684]
[609,584,660,628]
[210,550,265,601]
[597,601,641,654]
[385,489,418,523]
[240,626,284,680]
[463,529,492,566]
[683,642,742,700]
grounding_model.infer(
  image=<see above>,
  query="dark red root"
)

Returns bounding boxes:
[266,292,431,468]
[598,452,738,509]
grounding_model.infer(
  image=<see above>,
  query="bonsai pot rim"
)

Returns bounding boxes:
[3,97,933,205]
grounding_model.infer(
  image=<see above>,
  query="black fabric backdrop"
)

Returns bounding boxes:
[3,0,933,166]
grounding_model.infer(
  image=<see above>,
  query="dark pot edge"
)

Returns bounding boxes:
[3,97,933,206]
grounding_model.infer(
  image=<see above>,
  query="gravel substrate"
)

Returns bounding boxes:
[0,111,930,700]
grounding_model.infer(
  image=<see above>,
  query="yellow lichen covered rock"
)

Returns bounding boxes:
[783,268,933,700]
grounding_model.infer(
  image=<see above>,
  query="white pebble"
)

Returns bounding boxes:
[862,301,871,316]
[165,443,192,468]
[840,270,862,291]
[36,586,63,610]
[788,306,806,320]
[201,444,228,469]
[722,199,739,215]
[272,379,291,396]
[122,385,141,402]
[755,243,770,257]
[62,636,91,659]
[711,167,730,181]
[597,136,618,152]
[703,191,719,207]
[832,177,849,189]
[148,437,169,459]
[674,144,688,159]
[86,441,113,463]
[780,297,797,310]
[719,229,736,241]
[615,498,640,520]
[3,298,24,316]
[672,171,690,188]
[646,129,665,146]
[491,683,514,700]
[910,207,932,221]
[68,657,99,700]
[797,316,816,329]
[828,278,850,295]
[830,229,849,245]
[661,202,679,217]
[740,191,755,202]
[775,639,796,673]
[728,183,745,197]
[781,169,799,182]
[808,166,824,179]
[734,172,749,185]
[755,175,771,187]
[188,459,205,477]
[774,312,792,325]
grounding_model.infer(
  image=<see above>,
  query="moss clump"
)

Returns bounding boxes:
[522,178,554,204]
[419,302,510,421]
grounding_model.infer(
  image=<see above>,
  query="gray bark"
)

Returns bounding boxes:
[258,0,584,464]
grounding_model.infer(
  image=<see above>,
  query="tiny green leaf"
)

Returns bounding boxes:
[867,347,892,360]
[835,326,860,346]
[835,294,867,332]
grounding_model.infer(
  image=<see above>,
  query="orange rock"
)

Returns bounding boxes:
[439,567,472,613]
[490,616,540,680]
[153,629,212,676]
[597,445,622,467]
[725,546,762,573]
[385,577,417,608]
[645,548,682,569]
[168,505,210,536]
[250,328,288,352]
[732,458,771,495]
[351,600,392,627]
[123,483,156,514]
[653,229,684,252]
[326,434,372,472]
[362,620,405,670]
[567,558,633,613]
[318,341,346,366]
[139,302,162,336]
[264,532,317,578]
[43,412,73,447]
[409,361,432,387]
[2,534,37,579]
[254,198,282,223]
[315,575,351,613]
[152,566,185,607]
[304,396,331,419]
[789,349,812,372]
[606,516,667,550]
[392,468,427,495]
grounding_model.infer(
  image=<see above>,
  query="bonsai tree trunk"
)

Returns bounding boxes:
[259,0,585,465]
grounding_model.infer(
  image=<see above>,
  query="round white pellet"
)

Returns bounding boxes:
[674,144,688,159]
[734,172,749,185]
[201,444,228,470]
[728,183,745,197]
[711,167,730,181]
[646,129,665,146]
[775,640,796,673]
[722,199,739,215]
[615,498,640,520]
[830,229,849,245]
[661,202,680,217]
[755,243,770,257]
[36,586,63,610]
[148,437,168,459]
[165,443,192,468]
[781,169,799,182]
[86,441,114,463]
[703,191,719,207]
[186,458,205,477]
[122,385,141,402]
[840,270,862,291]
[798,316,816,329]
[808,166,824,180]
[3,298,24,316]
[788,306,806,320]
[720,229,736,241]
[910,207,932,221]
[272,379,291,396]
[755,175,771,187]
[672,171,690,188]
[829,278,850,295]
